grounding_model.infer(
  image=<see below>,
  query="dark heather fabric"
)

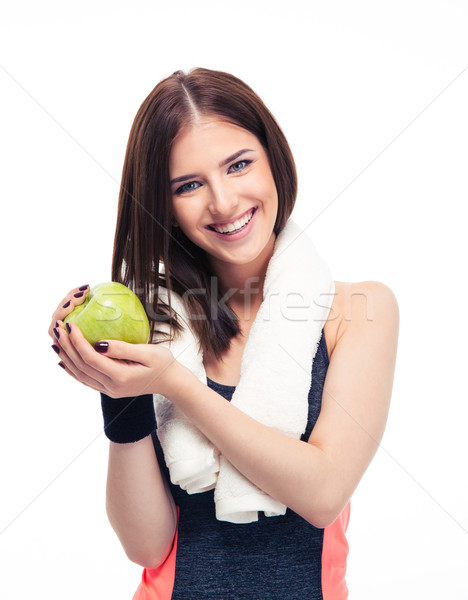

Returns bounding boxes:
[151,327,330,599]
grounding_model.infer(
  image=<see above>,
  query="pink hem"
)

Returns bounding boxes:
[133,506,180,600]
[321,500,351,600]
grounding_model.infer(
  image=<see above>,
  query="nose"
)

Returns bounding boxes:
[208,179,239,219]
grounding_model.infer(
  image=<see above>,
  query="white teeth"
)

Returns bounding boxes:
[212,209,254,234]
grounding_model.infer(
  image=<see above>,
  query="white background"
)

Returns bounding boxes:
[1,1,467,598]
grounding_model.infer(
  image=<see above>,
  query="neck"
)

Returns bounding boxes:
[208,232,276,319]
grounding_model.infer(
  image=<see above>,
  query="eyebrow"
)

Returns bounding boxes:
[170,148,255,185]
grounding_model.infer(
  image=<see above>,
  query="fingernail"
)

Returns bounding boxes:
[66,322,71,334]
[55,321,59,328]
[62,300,71,308]
[51,344,60,354]
[73,291,84,298]
[94,341,109,353]
[53,327,60,340]
[78,284,89,291]
[58,362,66,369]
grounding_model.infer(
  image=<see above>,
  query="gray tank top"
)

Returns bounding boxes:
[152,327,330,599]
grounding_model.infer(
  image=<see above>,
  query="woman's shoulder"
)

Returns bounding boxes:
[324,280,398,360]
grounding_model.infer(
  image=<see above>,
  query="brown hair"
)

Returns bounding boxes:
[111,67,298,360]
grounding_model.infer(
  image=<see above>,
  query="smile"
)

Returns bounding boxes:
[207,207,257,234]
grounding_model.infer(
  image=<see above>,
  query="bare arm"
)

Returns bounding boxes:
[163,281,399,528]
[52,281,398,536]
[48,287,178,569]
[105,434,178,569]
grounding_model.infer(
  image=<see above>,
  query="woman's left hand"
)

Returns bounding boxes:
[53,320,178,398]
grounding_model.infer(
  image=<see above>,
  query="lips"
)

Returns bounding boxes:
[206,207,257,229]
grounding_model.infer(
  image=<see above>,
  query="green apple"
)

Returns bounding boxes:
[63,282,150,347]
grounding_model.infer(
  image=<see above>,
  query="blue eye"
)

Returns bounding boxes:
[174,159,252,195]
[175,181,201,195]
[229,160,251,172]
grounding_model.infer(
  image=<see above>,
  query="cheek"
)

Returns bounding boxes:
[172,200,194,226]
[172,202,205,240]
[240,172,277,200]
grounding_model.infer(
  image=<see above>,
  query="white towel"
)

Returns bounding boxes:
[152,218,335,523]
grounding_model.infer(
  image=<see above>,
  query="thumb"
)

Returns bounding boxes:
[94,339,148,364]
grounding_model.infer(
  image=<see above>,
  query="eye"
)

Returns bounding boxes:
[174,181,201,195]
[173,160,252,195]
[228,159,252,173]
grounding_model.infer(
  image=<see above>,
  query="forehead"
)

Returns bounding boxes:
[169,119,261,170]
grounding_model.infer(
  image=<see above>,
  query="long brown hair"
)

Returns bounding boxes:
[112,67,297,360]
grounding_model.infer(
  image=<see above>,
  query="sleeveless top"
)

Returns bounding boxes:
[148,328,350,599]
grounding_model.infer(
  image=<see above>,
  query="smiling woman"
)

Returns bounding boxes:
[108,68,297,363]
[168,118,279,294]
[48,67,399,600]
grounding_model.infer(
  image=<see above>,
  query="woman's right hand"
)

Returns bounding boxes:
[48,284,89,343]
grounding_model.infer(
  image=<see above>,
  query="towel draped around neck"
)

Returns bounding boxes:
[152,218,334,523]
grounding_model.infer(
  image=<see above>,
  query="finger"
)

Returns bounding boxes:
[57,359,107,394]
[53,327,84,380]
[51,321,70,358]
[48,284,90,338]
[49,287,87,338]
[58,284,89,314]
[58,360,78,381]
[61,322,116,384]
[54,322,108,391]
[92,337,151,366]
[51,319,67,344]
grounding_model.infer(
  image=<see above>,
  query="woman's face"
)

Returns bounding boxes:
[169,117,278,269]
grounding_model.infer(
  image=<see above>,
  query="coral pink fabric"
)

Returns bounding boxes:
[132,507,180,600]
[321,500,351,600]
[133,502,350,599]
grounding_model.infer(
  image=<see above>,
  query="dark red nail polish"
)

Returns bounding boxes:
[95,341,109,353]
[53,327,60,340]
[66,322,71,334]
[51,344,60,354]
[58,362,66,369]
[73,291,84,298]
[78,284,89,291]
[55,321,59,328]
[62,300,71,308]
